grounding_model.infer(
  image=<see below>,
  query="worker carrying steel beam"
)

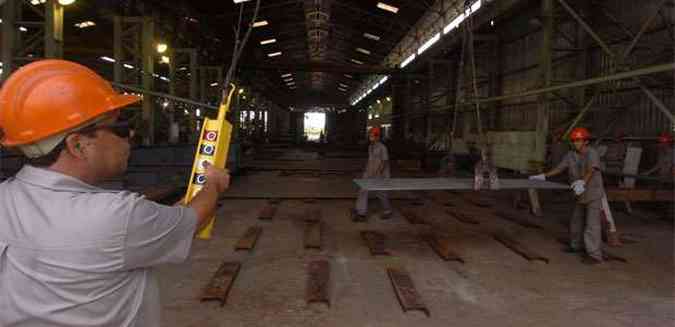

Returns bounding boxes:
[529,127,606,265]
[0,60,230,326]
[352,127,392,221]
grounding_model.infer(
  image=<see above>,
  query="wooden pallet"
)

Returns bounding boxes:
[200,262,241,306]
[387,268,430,316]
[306,260,330,306]
[235,226,262,250]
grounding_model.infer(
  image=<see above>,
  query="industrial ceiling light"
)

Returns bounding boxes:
[156,43,168,54]
[356,48,371,55]
[160,56,170,64]
[58,0,76,5]
[239,88,245,94]
[376,2,399,14]
[344,74,353,78]
[252,20,269,28]
[233,0,252,3]
[268,51,282,57]
[281,73,292,78]
[339,83,349,88]
[74,21,96,28]
[350,58,364,65]
[363,33,380,41]
[260,38,276,45]
[283,78,293,82]
[31,0,46,5]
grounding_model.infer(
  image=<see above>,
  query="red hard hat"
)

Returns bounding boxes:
[0,59,140,147]
[369,127,381,137]
[569,127,591,141]
[658,132,673,144]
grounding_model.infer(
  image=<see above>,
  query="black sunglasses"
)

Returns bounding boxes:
[79,121,133,139]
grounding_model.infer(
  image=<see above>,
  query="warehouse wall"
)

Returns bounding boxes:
[386,0,673,151]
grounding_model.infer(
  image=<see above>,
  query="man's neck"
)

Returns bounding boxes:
[48,162,99,185]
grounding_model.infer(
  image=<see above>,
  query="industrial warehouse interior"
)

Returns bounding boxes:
[0,0,673,326]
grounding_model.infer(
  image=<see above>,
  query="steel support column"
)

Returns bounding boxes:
[44,0,63,58]
[535,0,554,166]
[1,0,17,82]
[1,0,63,81]
[141,16,155,145]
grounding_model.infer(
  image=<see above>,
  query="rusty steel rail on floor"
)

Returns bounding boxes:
[235,226,263,251]
[424,234,464,263]
[258,204,277,220]
[387,268,430,317]
[361,231,390,256]
[200,262,241,306]
[495,211,544,229]
[493,233,550,264]
[304,207,322,222]
[304,222,322,249]
[446,209,481,225]
[306,260,330,306]
[401,208,427,225]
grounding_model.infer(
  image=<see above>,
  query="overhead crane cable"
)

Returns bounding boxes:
[450,0,484,153]
[184,0,262,240]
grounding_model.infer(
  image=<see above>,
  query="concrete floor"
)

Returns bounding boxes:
[157,171,674,327]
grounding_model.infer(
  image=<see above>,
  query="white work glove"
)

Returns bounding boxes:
[571,180,586,196]
[529,174,546,181]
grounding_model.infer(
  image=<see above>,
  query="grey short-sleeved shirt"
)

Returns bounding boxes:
[364,141,390,178]
[0,166,198,327]
[555,147,605,203]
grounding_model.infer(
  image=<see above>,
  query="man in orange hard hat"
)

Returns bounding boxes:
[352,126,392,221]
[530,127,606,264]
[642,132,674,179]
[0,60,229,326]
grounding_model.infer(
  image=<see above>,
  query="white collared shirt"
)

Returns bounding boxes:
[0,166,197,327]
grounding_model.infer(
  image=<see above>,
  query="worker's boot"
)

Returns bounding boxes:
[607,231,622,247]
[350,208,367,222]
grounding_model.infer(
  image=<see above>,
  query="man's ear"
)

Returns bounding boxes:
[64,134,86,159]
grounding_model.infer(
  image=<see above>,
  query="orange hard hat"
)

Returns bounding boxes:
[569,127,591,141]
[369,127,381,137]
[0,59,140,147]
[658,132,673,144]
